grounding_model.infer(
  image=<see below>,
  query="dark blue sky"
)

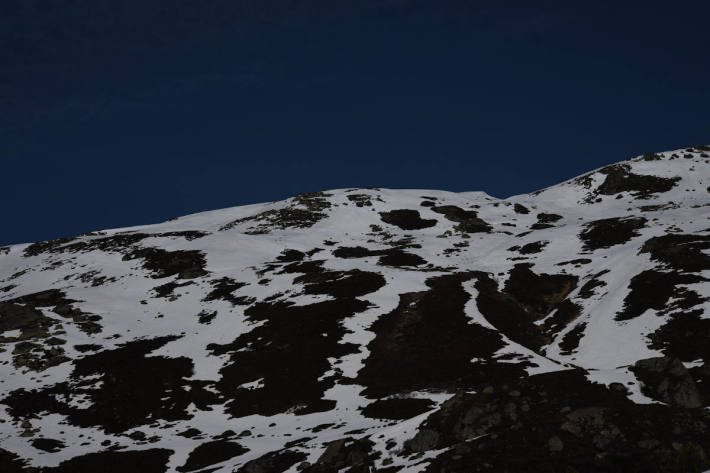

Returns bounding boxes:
[2,1,708,245]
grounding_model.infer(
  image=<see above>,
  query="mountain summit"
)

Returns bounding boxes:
[2,146,710,472]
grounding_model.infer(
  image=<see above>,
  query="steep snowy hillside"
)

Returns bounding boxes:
[2,146,710,473]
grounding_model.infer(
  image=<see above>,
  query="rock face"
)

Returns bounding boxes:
[2,146,710,472]
[632,356,702,408]
[404,370,710,473]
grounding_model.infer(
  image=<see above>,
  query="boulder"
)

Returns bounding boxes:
[632,356,702,408]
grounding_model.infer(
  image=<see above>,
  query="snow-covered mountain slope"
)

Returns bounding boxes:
[2,146,710,473]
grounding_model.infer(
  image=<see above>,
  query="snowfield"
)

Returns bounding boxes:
[1,146,710,472]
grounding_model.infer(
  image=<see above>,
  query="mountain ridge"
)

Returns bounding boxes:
[1,145,710,472]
